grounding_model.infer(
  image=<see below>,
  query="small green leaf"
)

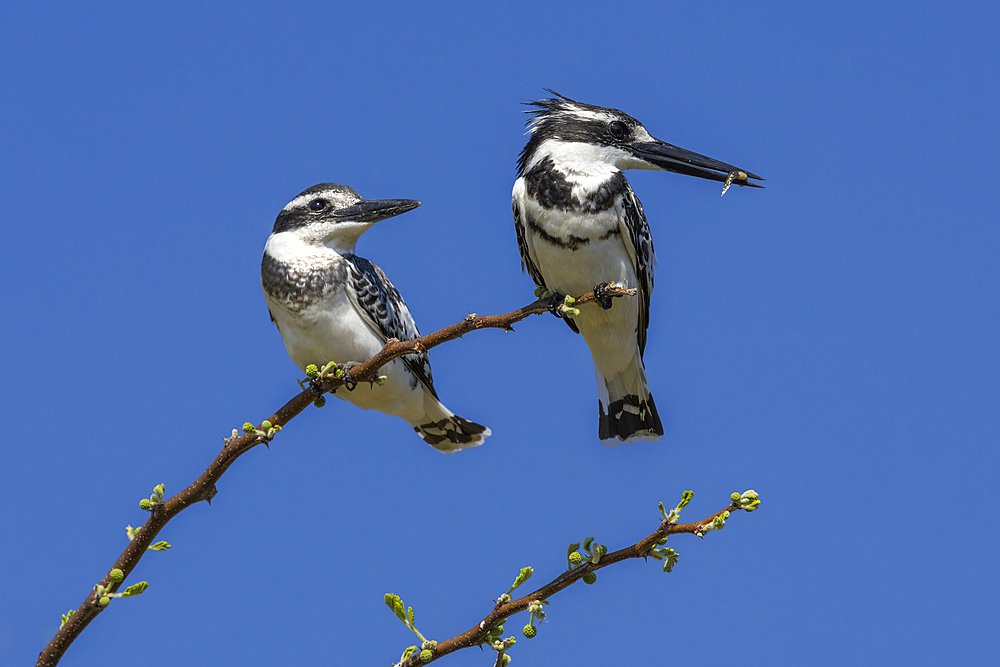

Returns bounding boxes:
[678,490,694,509]
[121,581,148,597]
[662,548,679,573]
[385,593,407,623]
[511,566,533,590]
[590,544,606,565]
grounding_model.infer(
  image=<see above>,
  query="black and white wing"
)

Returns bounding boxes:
[343,255,437,396]
[618,189,656,356]
[512,197,547,289]
[513,194,585,335]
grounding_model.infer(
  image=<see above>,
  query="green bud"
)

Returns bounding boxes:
[108,569,124,583]
[739,489,761,512]
[569,551,583,566]
[559,304,581,317]
[139,499,152,510]
[260,420,272,430]
[313,396,327,407]
[97,596,110,608]
[523,624,536,639]
[305,364,319,377]
[242,422,256,434]
[419,648,433,662]
[583,572,597,585]
[502,654,512,666]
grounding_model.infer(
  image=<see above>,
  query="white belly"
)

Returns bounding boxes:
[267,291,428,421]
[528,211,643,379]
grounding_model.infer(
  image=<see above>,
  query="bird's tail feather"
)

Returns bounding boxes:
[596,356,663,446]
[407,396,490,453]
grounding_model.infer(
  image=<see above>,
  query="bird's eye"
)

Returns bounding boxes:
[608,121,628,139]
[308,199,328,211]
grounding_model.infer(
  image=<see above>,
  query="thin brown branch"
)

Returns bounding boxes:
[35,286,635,667]
[394,502,747,666]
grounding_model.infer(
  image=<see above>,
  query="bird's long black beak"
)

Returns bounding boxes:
[334,199,421,223]
[631,139,764,192]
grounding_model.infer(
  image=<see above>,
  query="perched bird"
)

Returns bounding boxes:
[262,183,490,452]
[512,92,762,446]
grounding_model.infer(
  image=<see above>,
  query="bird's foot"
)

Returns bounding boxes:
[594,282,616,310]
[336,361,360,391]
[545,291,568,318]
[308,378,327,397]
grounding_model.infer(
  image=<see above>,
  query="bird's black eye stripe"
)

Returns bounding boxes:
[608,121,628,139]
[308,199,328,211]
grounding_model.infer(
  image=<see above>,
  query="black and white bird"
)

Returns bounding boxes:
[262,183,490,452]
[512,92,762,446]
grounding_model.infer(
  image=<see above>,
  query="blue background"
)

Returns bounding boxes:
[3,2,997,665]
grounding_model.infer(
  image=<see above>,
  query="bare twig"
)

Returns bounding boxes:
[35,286,635,667]
[393,502,747,666]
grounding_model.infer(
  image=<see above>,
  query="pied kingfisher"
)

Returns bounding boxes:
[262,183,490,452]
[512,92,762,445]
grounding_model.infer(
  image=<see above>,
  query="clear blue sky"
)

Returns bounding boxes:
[3,2,997,665]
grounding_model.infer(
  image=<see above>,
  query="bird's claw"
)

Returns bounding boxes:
[337,362,360,391]
[594,282,615,310]
[546,292,567,318]
[308,378,327,397]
